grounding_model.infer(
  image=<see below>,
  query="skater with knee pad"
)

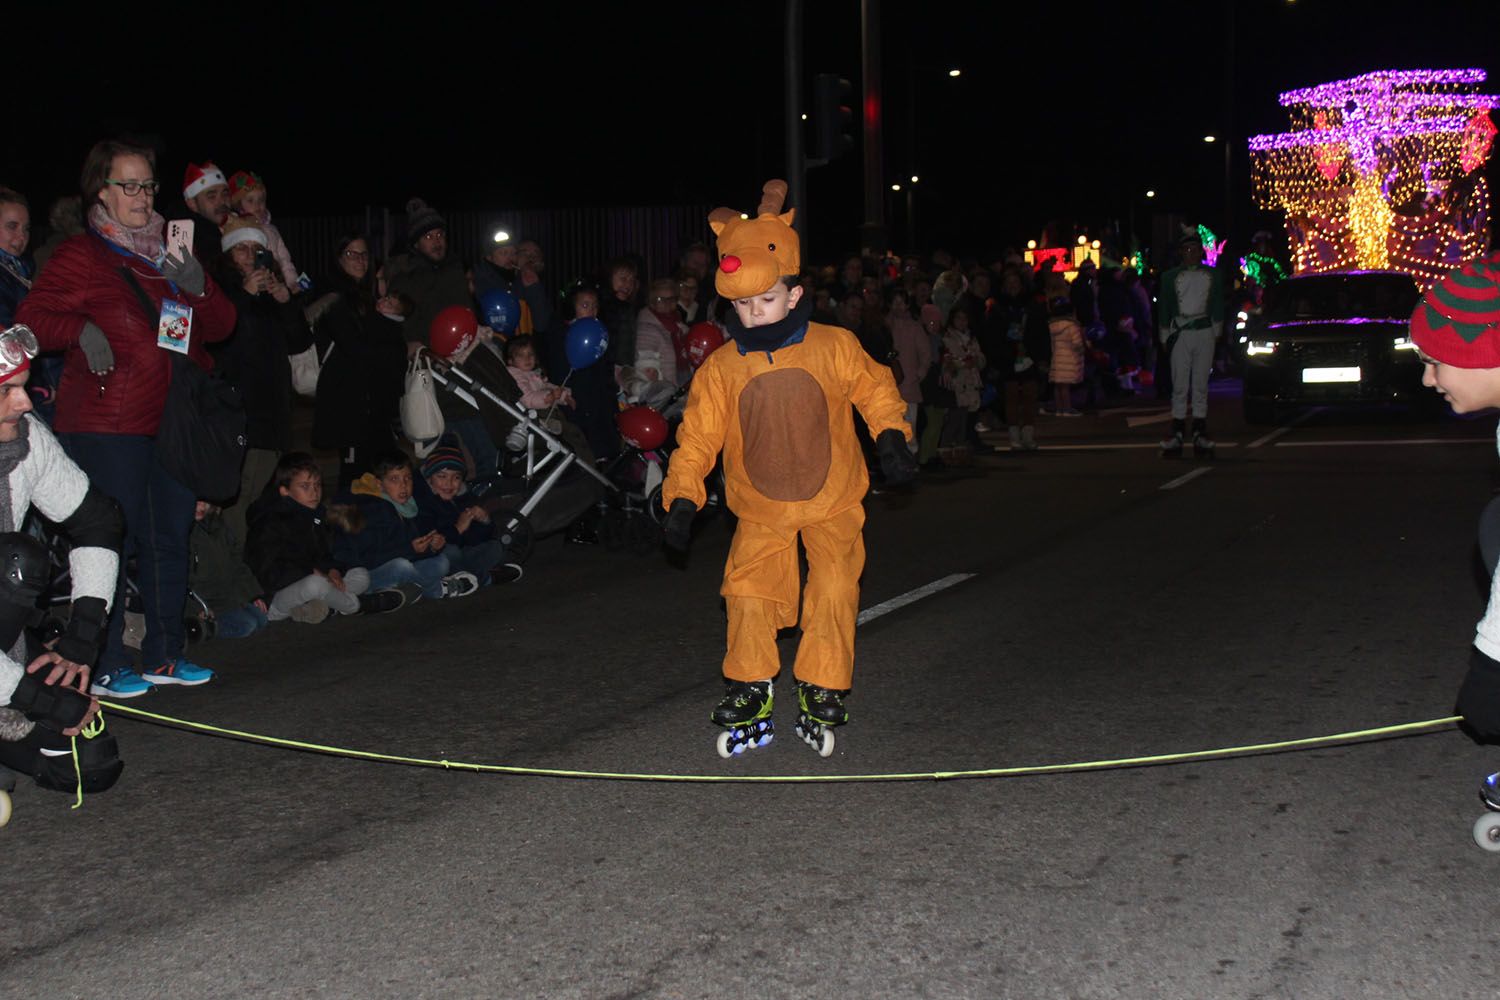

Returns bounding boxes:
[1405,255,1500,845]
[662,182,915,758]
[0,327,125,815]
[1157,230,1224,458]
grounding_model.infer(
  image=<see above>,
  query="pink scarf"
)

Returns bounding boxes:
[88,203,166,262]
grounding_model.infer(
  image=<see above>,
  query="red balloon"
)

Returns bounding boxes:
[685,322,726,369]
[429,305,479,360]
[616,405,668,451]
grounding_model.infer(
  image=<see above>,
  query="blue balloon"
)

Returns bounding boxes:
[479,288,521,334]
[565,317,609,369]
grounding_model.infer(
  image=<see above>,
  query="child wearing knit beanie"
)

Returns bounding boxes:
[1412,253,1500,751]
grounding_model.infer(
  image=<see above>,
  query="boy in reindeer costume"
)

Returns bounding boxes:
[662,181,917,756]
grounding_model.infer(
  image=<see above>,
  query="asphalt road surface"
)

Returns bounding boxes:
[5,383,1500,999]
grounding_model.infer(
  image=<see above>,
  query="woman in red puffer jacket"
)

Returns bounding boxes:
[17,139,236,698]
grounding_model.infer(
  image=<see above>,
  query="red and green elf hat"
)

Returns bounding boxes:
[1411,253,1500,368]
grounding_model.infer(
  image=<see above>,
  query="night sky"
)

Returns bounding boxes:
[9,0,1500,263]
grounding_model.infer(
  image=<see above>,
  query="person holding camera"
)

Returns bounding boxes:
[211,216,312,557]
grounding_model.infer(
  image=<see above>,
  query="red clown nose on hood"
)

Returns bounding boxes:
[708,179,801,300]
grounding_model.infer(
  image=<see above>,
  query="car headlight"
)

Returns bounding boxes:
[1393,335,1417,351]
[1246,340,1277,357]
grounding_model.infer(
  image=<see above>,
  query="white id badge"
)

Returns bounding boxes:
[158,298,193,354]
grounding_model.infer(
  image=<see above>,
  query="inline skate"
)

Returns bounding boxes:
[1473,771,1500,851]
[794,682,848,757]
[712,679,774,758]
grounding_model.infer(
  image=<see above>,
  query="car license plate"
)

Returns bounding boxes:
[1302,366,1360,383]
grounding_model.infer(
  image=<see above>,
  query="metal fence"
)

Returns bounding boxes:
[275,203,717,301]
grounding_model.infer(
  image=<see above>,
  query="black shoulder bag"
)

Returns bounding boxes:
[118,266,246,502]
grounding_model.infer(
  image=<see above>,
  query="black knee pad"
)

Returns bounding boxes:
[0,531,50,605]
[22,728,124,795]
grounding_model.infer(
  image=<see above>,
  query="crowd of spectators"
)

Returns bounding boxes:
[0,138,1173,707]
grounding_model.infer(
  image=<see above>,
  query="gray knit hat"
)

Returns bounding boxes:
[405,197,445,245]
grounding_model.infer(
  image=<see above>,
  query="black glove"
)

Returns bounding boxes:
[6,669,93,732]
[53,596,107,669]
[161,250,205,296]
[1458,646,1500,743]
[663,498,697,552]
[876,428,918,485]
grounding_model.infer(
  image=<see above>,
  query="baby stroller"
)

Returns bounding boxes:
[26,510,214,649]
[425,347,615,562]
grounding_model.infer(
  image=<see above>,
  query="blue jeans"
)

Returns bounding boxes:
[448,416,499,481]
[446,540,505,585]
[215,604,268,639]
[367,554,450,599]
[59,433,196,671]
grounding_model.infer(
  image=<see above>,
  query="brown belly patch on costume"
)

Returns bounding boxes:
[738,368,831,501]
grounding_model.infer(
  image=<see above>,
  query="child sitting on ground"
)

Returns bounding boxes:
[415,436,523,586]
[189,501,270,638]
[245,453,410,622]
[335,451,479,601]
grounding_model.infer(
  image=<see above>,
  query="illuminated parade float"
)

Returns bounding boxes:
[1248,68,1498,289]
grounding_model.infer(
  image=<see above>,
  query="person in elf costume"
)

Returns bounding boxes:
[661,180,917,752]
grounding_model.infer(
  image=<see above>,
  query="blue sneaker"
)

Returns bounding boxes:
[90,667,154,699]
[141,657,214,687]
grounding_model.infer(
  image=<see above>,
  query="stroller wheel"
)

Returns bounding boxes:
[497,512,535,564]
[183,615,216,645]
[646,484,666,525]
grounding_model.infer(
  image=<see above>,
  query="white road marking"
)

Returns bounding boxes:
[1124,410,1174,428]
[1275,438,1490,447]
[1248,425,1296,449]
[1038,442,1239,451]
[1248,407,1321,449]
[858,573,976,626]
[1160,467,1213,491]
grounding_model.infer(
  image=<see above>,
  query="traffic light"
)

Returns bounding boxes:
[811,73,855,164]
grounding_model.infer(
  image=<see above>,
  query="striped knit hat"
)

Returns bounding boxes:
[419,435,467,481]
[1410,253,1500,368]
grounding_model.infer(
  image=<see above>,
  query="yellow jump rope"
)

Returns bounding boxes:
[92,701,1461,786]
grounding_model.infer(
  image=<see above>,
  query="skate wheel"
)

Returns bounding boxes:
[716,730,734,759]
[0,789,11,829]
[1473,812,1500,852]
[817,728,835,757]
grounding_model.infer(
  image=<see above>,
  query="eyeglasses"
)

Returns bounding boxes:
[0,324,38,379]
[104,179,160,197]
[342,249,370,260]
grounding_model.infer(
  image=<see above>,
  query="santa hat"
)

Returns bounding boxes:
[1410,253,1500,368]
[227,170,263,205]
[183,162,228,200]
[220,215,268,252]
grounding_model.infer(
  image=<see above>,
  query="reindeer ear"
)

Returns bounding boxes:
[779,208,796,227]
[757,179,788,216]
[709,219,727,237]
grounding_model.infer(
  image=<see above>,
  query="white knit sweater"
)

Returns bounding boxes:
[0,415,118,705]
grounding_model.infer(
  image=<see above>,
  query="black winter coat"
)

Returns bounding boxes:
[311,282,407,450]
[244,495,347,593]
[213,274,312,451]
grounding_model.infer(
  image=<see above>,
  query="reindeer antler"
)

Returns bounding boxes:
[757,180,788,217]
[708,206,741,226]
